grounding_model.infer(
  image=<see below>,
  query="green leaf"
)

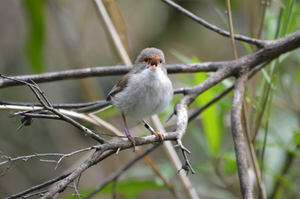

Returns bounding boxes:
[244,93,263,113]
[194,72,222,156]
[170,49,194,64]
[220,149,237,175]
[224,157,237,175]
[294,130,300,146]
[23,0,46,73]
[60,180,167,199]
[287,0,300,33]
[280,0,295,36]
[171,49,222,156]
[297,57,300,83]
[261,68,271,84]
[188,123,210,156]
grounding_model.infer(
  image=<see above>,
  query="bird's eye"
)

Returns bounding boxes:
[159,59,163,63]
[143,57,148,62]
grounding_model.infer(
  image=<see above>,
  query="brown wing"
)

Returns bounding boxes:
[106,74,131,101]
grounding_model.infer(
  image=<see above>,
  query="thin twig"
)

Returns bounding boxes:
[226,0,238,59]
[1,153,64,166]
[0,74,106,144]
[0,161,15,178]
[0,100,105,109]
[257,0,269,39]
[0,147,97,172]
[54,147,99,170]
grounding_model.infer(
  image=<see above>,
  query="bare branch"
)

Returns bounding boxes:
[231,70,252,199]
[188,61,269,122]
[0,63,220,88]
[41,148,105,199]
[0,74,106,144]
[85,145,158,199]
[161,0,266,47]
[0,100,105,109]
[6,172,71,199]
[1,153,63,166]
[0,147,97,174]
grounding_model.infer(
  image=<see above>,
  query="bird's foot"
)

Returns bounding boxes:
[151,131,164,142]
[127,135,139,152]
[142,119,164,143]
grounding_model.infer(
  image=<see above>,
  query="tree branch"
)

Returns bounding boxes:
[231,70,252,199]
[41,148,104,199]
[161,0,266,47]
[0,63,221,88]
[6,172,72,199]
[85,145,159,199]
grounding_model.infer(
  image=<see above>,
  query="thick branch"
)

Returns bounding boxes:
[173,30,300,140]
[231,70,252,199]
[1,30,299,90]
[0,63,221,88]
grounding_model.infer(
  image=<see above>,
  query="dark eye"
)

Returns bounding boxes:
[159,59,162,63]
[143,57,148,62]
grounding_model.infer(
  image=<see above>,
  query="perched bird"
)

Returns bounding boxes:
[106,48,173,151]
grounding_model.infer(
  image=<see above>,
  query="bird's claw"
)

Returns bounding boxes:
[152,131,164,143]
[127,135,139,152]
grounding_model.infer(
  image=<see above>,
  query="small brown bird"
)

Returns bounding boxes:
[106,48,173,151]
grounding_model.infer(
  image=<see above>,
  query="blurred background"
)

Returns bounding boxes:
[0,0,300,198]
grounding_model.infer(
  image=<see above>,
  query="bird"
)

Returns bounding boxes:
[106,47,173,151]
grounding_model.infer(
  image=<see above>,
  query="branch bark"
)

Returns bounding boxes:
[231,70,252,199]
[41,148,104,199]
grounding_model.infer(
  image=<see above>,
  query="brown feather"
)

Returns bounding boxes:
[106,73,131,101]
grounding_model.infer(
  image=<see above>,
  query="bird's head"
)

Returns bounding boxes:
[133,48,166,73]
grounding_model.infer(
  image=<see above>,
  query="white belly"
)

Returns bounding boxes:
[111,67,173,119]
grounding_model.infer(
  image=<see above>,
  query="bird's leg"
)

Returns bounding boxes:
[142,119,164,142]
[122,115,139,151]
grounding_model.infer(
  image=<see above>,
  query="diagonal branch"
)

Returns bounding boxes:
[41,148,105,199]
[6,172,72,199]
[85,145,159,199]
[161,0,266,47]
[174,67,232,140]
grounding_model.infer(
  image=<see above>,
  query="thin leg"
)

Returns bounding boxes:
[122,115,139,151]
[142,119,164,142]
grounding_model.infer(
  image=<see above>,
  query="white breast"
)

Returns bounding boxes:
[111,67,173,119]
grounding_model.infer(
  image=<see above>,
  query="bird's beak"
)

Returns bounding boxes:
[150,55,159,69]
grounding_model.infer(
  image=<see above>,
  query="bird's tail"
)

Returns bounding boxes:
[76,100,112,114]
